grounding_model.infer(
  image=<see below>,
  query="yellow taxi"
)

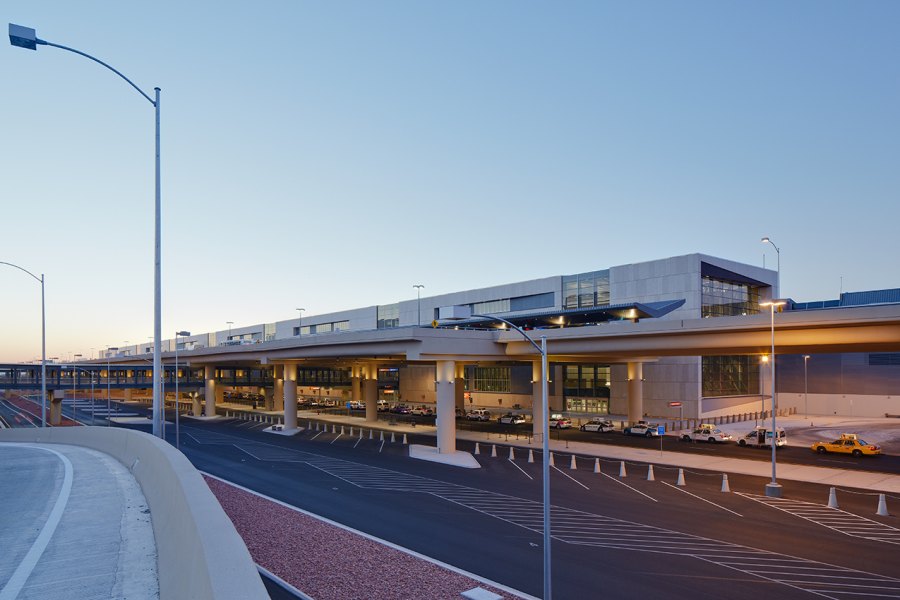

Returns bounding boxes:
[811,433,883,457]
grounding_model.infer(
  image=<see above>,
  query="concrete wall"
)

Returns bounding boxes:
[777,392,899,418]
[0,427,267,600]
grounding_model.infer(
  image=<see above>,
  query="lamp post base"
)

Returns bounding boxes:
[765,482,783,498]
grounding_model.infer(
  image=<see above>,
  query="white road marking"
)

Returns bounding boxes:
[0,446,74,600]
[598,470,658,502]
[330,434,342,445]
[551,465,589,490]
[507,458,534,480]
[661,482,743,516]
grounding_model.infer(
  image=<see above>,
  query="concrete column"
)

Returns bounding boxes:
[627,362,643,424]
[284,363,298,430]
[122,388,133,402]
[532,360,544,438]
[272,365,284,412]
[435,360,457,454]
[204,365,217,417]
[48,390,61,425]
[363,365,378,423]
[351,372,361,404]
[192,393,202,416]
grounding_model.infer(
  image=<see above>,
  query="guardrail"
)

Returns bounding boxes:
[0,427,267,600]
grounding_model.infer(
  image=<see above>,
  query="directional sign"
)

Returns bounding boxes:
[668,402,682,407]
[657,425,666,435]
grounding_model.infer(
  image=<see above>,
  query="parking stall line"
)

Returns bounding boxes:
[597,471,658,502]
[550,465,589,490]
[660,481,743,517]
[507,459,534,480]
[329,434,342,445]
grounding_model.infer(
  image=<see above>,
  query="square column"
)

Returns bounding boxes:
[204,365,217,417]
[284,363,298,430]
[272,365,284,412]
[48,390,61,425]
[627,361,643,423]
[363,365,378,423]
[435,360,457,454]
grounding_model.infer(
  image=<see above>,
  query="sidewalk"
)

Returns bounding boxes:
[282,410,900,494]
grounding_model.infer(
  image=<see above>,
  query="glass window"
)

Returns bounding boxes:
[702,276,761,318]
[562,270,610,310]
[465,366,511,393]
[377,304,400,329]
[702,355,760,396]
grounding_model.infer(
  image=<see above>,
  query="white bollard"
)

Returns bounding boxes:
[369,429,373,440]
[340,426,345,435]
[474,442,481,455]
[332,424,337,434]
[721,474,731,493]
[509,447,516,460]
[828,486,839,509]
[676,468,686,487]
[391,432,396,443]
[877,494,890,517]
[570,455,577,470]
[647,465,655,481]
[359,428,363,439]
[491,444,498,458]
[403,434,408,445]
[593,458,601,473]
[528,449,534,463]
[379,431,384,442]
[549,452,555,467]
[349,427,353,436]
[619,461,627,477]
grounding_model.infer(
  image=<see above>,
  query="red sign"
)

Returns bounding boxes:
[668,402,683,407]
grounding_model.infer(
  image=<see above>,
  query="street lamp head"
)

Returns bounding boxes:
[803,354,811,359]
[9,24,44,50]
[759,300,787,308]
[176,330,191,337]
[761,237,770,244]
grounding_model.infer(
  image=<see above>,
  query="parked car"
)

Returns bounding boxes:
[680,423,733,443]
[466,409,492,421]
[346,400,365,410]
[549,414,572,429]
[390,404,411,415]
[410,406,434,416]
[376,400,390,412]
[811,433,882,457]
[498,413,526,425]
[736,426,786,448]
[580,418,615,433]
[624,421,661,437]
[455,408,467,419]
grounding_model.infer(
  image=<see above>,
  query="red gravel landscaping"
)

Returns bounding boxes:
[204,475,516,600]
[5,394,79,426]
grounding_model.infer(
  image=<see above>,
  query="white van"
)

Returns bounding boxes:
[736,426,786,448]
[466,409,492,421]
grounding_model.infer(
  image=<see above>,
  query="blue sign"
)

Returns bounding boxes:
[657,425,666,435]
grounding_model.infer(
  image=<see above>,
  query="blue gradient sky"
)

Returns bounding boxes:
[2,2,898,362]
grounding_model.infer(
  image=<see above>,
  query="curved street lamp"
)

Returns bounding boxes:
[413,285,425,326]
[10,23,164,438]
[761,237,781,296]
[760,300,786,498]
[0,261,46,427]
[472,313,551,599]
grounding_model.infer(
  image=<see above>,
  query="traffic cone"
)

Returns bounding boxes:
[332,424,337,434]
[646,465,655,481]
[391,432,396,443]
[593,458,601,473]
[528,449,534,463]
[474,442,481,455]
[721,474,731,493]
[877,494,890,517]
[676,468,686,486]
[509,447,516,460]
[379,431,384,442]
[491,444,498,458]
[340,426,345,435]
[828,487,839,509]
[349,427,353,436]
[369,429,373,440]
[549,452,555,467]
[402,434,408,445]
[619,461,627,477]
[570,455,577,470]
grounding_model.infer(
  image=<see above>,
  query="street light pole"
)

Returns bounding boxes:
[803,355,810,420]
[9,23,164,439]
[472,313,551,599]
[761,300,785,498]
[0,262,47,427]
[413,285,425,326]
[761,237,781,296]
[296,309,305,336]
[227,321,234,340]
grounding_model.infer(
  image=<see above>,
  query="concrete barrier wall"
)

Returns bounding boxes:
[0,427,268,600]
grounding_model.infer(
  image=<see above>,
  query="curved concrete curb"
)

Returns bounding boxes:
[0,427,268,600]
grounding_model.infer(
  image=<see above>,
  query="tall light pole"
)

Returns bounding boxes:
[296,309,305,336]
[10,23,164,438]
[761,237,781,296]
[803,355,811,419]
[760,300,786,498]
[0,261,46,427]
[106,346,118,427]
[472,314,551,599]
[227,321,234,341]
[175,330,191,450]
[413,285,425,326]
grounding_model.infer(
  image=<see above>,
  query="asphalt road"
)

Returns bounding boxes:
[117,416,900,600]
